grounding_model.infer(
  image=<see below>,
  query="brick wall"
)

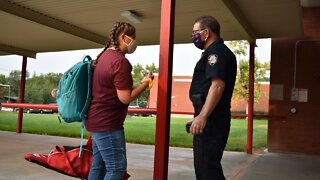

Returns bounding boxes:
[231,83,269,113]
[149,76,269,114]
[149,76,194,113]
[268,7,320,155]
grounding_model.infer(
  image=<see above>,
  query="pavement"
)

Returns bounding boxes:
[0,131,320,180]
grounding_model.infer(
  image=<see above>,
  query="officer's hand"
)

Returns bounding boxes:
[51,88,57,98]
[190,114,206,135]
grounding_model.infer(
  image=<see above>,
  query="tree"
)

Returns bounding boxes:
[0,74,7,101]
[0,71,62,104]
[6,70,29,97]
[130,63,158,108]
[227,40,270,112]
[233,59,270,103]
[25,73,62,103]
[227,40,248,58]
[0,74,6,84]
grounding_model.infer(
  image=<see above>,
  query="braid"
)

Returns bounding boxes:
[93,22,135,67]
[109,22,128,54]
[92,47,107,67]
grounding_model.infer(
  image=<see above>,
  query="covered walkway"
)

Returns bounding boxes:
[2,1,320,178]
[1,131,319,180]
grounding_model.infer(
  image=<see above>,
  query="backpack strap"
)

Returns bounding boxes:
[78,118,85,157]
[82,55,92,62]
[80,61,93,119]
[78,58,93,157]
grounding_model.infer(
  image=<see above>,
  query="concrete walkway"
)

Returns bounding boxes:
[0,131,319,180]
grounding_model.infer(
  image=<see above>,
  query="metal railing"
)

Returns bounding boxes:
[1,102,276,119]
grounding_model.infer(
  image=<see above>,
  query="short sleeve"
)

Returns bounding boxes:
[112,58,133,90]
[205,52,227,82]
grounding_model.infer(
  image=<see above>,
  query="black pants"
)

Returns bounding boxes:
[193,122,230,180]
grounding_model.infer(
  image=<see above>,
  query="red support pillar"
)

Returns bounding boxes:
[153,0,175,179]
[16,56,27,133]
[246,41,256,154]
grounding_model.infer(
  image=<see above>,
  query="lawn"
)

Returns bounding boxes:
[0,111,267,151]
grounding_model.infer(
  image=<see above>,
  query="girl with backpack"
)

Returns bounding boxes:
[85,22,153,180]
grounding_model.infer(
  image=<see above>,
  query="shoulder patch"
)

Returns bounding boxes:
[208,54,218,66]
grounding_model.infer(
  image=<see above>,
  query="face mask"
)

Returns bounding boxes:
[192,30,206,50]
[124,35,138,54]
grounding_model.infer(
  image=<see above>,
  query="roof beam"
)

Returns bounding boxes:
[221,0,257,42]
[0,43,36,58]
[0,0,106,45]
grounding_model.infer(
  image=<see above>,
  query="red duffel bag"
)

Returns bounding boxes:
[25,136,130,179]
[47,145,92,179]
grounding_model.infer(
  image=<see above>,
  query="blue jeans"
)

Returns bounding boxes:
[88,130,127,180]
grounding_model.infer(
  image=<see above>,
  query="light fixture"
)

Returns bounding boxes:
[121,10,142,24]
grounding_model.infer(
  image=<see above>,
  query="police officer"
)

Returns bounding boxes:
[188,16,237,180]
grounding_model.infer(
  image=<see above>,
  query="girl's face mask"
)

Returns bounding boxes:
[191,30,206,50]
[124,35,138,54]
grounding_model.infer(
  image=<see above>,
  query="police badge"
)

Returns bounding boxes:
[208,54,218,66]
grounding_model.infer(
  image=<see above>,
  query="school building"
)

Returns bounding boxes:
[149,75,269,114]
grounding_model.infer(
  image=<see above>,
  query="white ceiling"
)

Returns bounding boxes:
[0,0,306,58]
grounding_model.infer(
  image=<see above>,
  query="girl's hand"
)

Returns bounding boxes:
[141,71,154,89]
[145,70,154,80]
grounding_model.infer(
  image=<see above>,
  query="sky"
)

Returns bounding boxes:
[0,38,271,77]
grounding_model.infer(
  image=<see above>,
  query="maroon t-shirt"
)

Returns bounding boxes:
[85,49,133,132]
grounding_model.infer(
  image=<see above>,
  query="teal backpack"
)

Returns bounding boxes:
[56,55,94,156]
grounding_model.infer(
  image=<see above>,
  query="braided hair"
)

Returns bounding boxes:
[93,22,136,67]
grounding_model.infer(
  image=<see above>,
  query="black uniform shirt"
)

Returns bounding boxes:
[189,38,237,120]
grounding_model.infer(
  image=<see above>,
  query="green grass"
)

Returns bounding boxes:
[0,111,267,151]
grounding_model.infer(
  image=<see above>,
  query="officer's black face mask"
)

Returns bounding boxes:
[192,29,208,50]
